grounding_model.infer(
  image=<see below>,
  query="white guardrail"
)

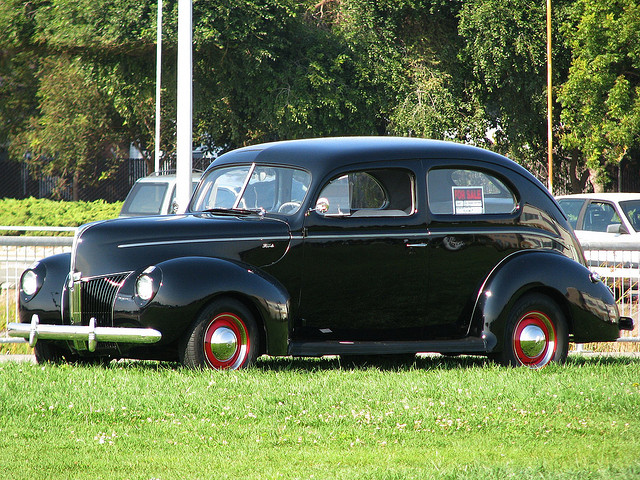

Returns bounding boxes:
[1,227,75,344]
[580,240,640,343]
[1,228,639,344]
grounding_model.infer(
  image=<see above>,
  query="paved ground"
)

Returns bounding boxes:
[0,354,35,363]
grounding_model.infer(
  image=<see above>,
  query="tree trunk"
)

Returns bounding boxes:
[569,150,589,193]
[73,169,79,201]
[588,168,605,193]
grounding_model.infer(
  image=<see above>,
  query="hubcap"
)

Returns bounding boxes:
[519,324,546,358]
[513,311,557,368]
[210,327,238,362]
[203,312,249,370]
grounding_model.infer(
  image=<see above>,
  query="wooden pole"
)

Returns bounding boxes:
[547,0,553,193]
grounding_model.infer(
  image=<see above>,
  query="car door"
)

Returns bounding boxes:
[424,164,521,337]
[579,201,627,239]
[297,166,430,342]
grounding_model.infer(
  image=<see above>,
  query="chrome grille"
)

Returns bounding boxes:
[70,273,130,327]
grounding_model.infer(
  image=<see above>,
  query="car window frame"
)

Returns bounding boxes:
[425,164,520,219]
[581,200,623,233]
[557,198,586,230]
[312,167,417,219]
[190,162,313,215]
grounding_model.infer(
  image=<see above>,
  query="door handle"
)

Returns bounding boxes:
[405,242,428,248]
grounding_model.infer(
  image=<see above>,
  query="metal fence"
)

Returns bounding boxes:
[0,228,74,345]
[581,240,640,342]
[1,230,639,345]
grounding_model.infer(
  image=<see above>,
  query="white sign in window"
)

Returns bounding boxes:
[452,186,484,214]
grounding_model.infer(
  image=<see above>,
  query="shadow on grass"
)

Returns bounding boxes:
[93,352,640,373]
[254,354,495,372]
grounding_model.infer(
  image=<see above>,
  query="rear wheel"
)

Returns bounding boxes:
[181,299,260,370]
[499,294,568,369]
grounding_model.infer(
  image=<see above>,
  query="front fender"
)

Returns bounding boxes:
[473,250,620,352]
[18,253,70,325]
[114,257,290,355]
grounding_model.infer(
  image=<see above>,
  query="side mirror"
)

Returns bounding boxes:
[606,223,628,234]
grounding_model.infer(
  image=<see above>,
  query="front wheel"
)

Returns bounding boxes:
[181,299,260,370]
[34,340,73,364]
[499,294,568,369]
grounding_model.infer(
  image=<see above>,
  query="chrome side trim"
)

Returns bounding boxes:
[426,228,560,240]
[306,232,425,240]
[118,236,292,249]
[8,315,162,352]
[118,228,558,248]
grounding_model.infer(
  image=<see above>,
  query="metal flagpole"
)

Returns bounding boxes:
[154,0,163,174]
[175,0,193,213]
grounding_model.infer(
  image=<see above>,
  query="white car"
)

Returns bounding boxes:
[557,193,640,280]
[556,193,640,244]
[119,172,202,217]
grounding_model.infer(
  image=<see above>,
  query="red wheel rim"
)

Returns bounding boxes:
[512,311,557,368]
[203,312,250,370]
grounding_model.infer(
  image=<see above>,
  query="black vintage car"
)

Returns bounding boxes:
[10,137,633,369]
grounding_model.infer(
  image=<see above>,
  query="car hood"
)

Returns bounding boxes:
[72,213,291,278]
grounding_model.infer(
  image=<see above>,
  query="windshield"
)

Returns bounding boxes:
[619,200,640,232]
[190,164,311,215]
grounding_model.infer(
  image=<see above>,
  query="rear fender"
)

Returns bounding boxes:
[473,250,620,351]
[124,257,291,355]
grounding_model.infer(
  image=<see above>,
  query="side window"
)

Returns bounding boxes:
[583,202,621,232]
[557,199,585,229]
[428,168,516,215]
[316,169,414,217]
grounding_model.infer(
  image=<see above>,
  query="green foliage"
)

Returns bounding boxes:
[558,0,640,189]
[3,0,640,195]
[24,55,127,184]
[0,356,639,478]
[0,198,122,234]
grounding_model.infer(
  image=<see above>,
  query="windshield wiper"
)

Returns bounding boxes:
[203,207,265,217]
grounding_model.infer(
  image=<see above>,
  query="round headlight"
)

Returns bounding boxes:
[135,274,155,302]
[22,270,39,297]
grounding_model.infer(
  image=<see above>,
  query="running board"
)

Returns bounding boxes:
[288,336,487,357]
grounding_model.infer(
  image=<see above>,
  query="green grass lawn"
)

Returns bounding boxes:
[1,355,639,480]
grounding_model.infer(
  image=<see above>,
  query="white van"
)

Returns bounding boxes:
[119,172,202,217]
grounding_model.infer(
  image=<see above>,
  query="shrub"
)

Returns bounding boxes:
[0,198,122,235]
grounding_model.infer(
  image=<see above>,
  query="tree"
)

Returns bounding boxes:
[558,0,640,192]
[24,55,127,200]
[0,0,159,198]
[458,0,562,180]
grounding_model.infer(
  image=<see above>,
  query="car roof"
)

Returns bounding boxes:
[210,137,533,178]
[557,193,640,202]
[135,172,202,183]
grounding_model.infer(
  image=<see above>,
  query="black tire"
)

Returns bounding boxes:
[498,293,568,368]
[181,298,260,370]
[33,341,71,364]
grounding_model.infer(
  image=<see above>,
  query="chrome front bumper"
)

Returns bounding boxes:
[8,315,162,352]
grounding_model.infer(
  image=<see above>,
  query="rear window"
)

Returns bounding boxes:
[428,168,516,215]
[120,183,169,216]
